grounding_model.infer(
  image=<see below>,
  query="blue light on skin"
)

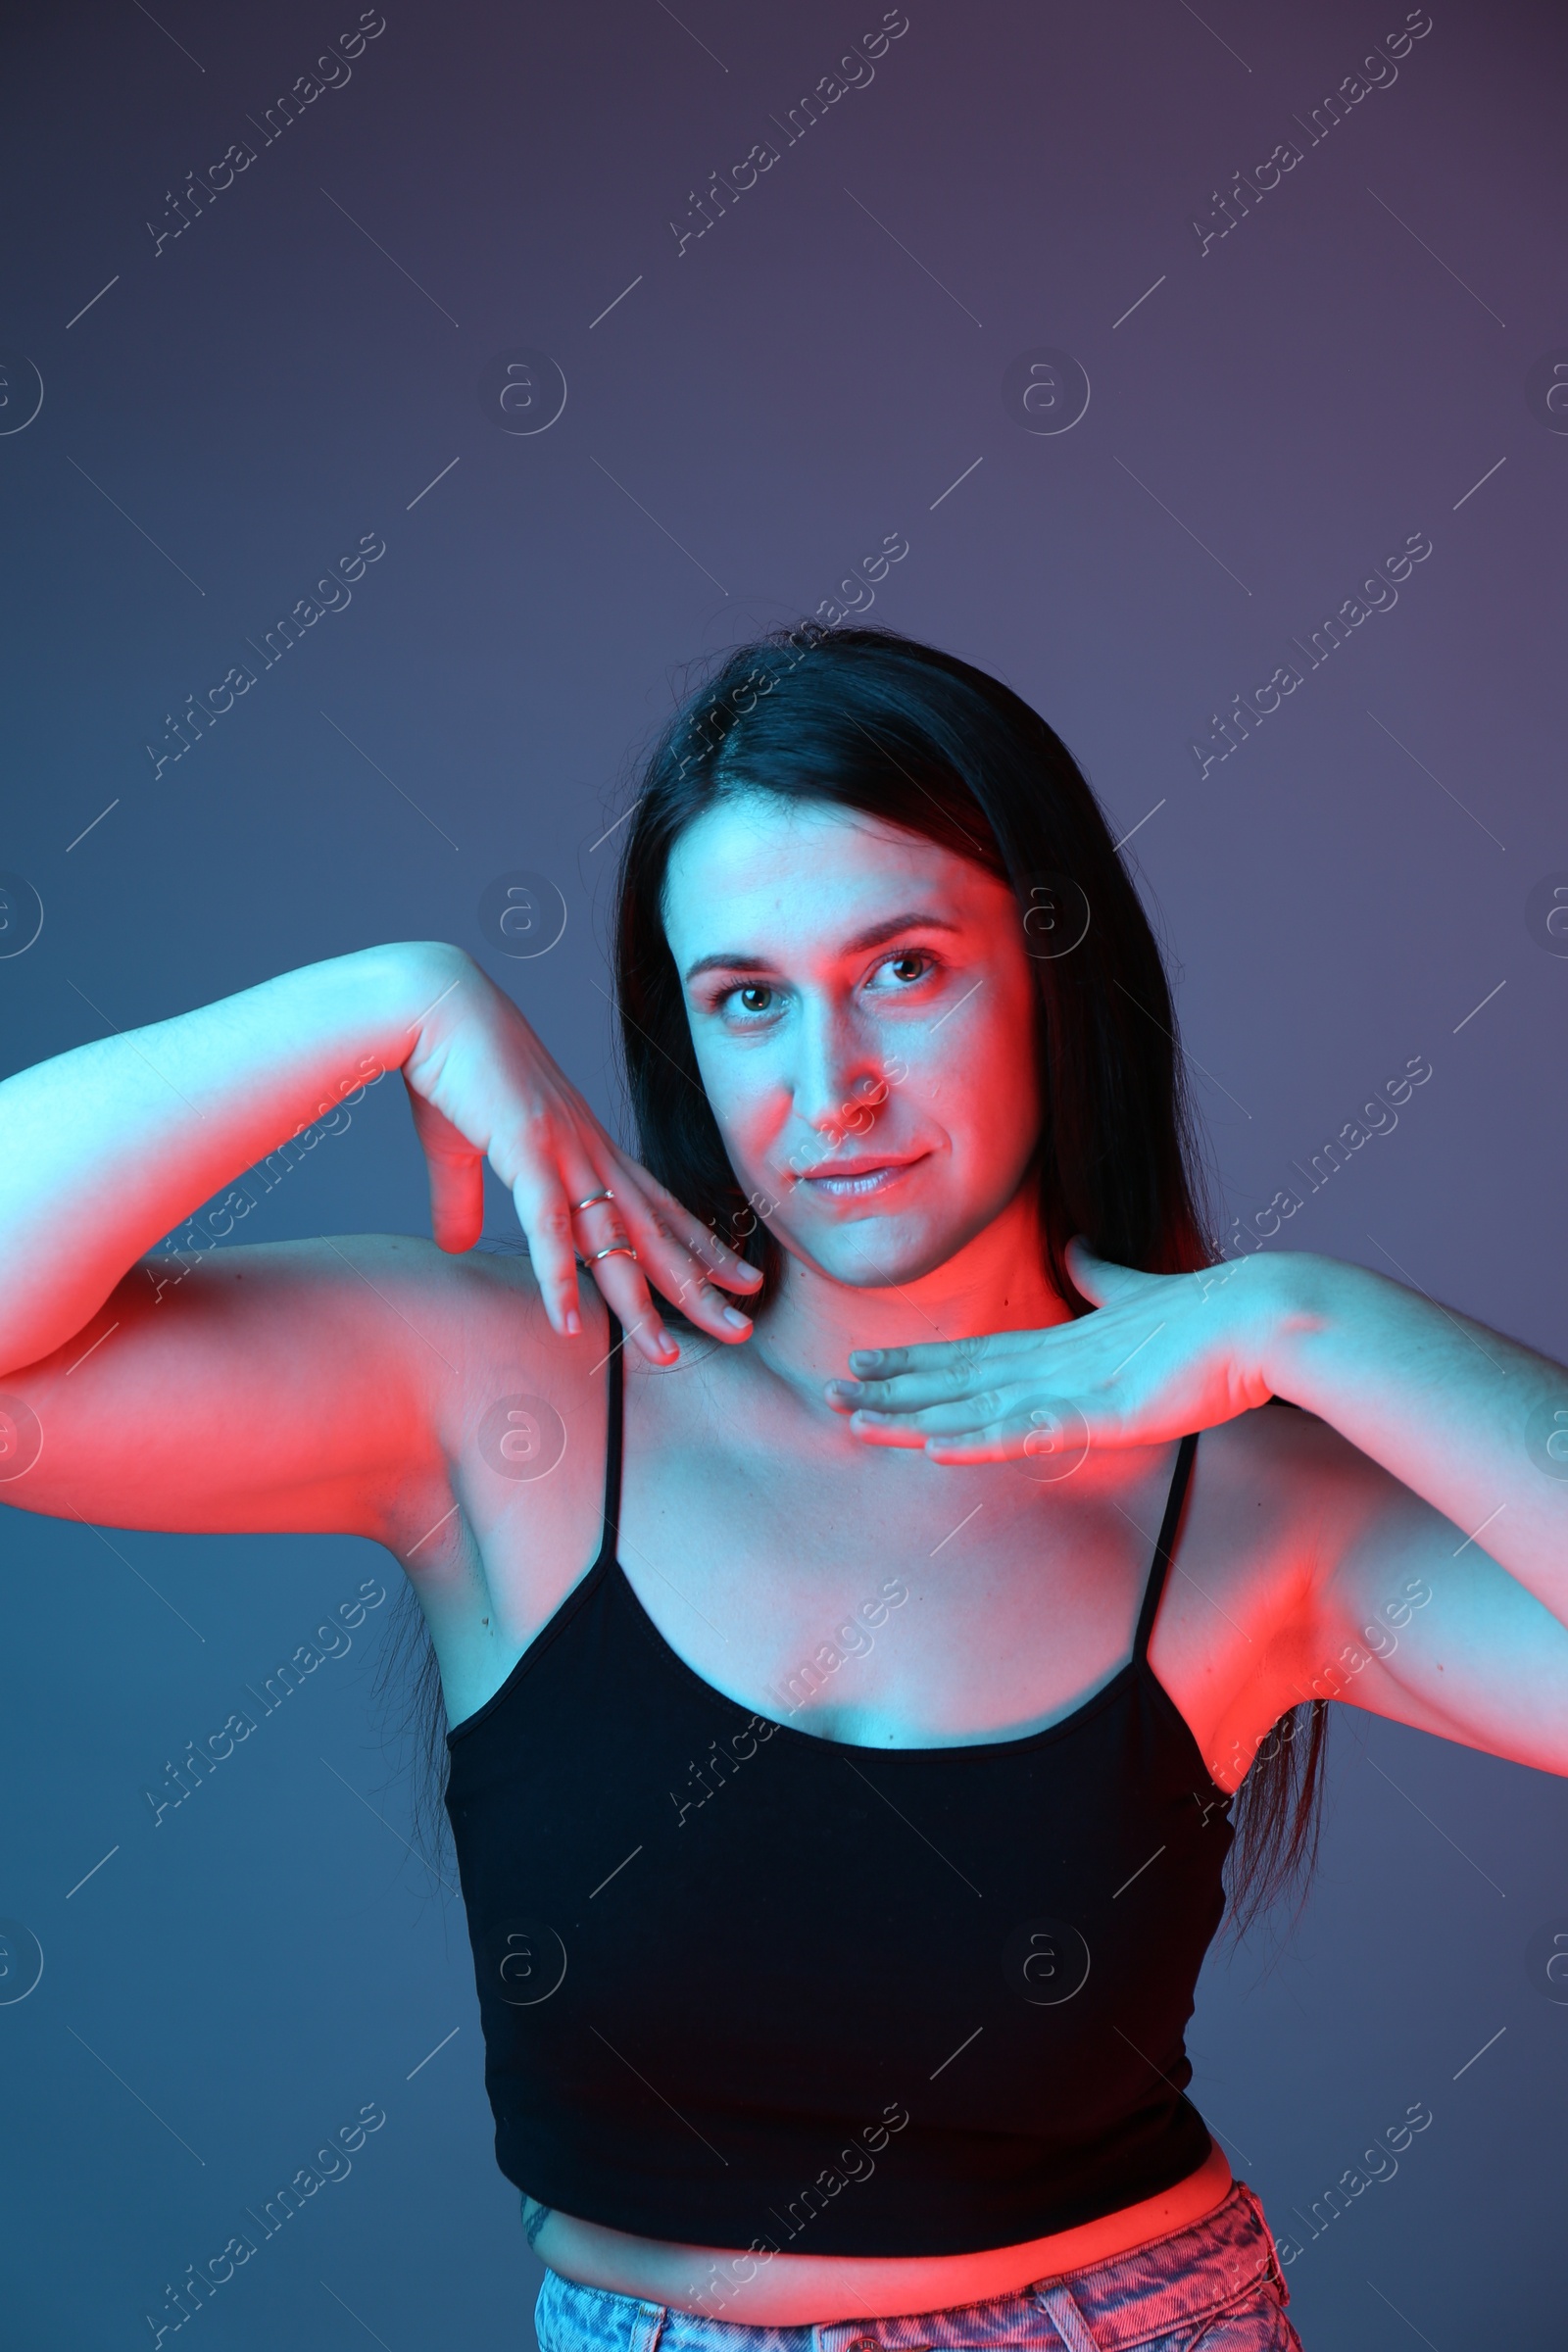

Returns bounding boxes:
[662,790,1073,1405]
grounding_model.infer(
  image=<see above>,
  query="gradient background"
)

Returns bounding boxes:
[2,1,1566,2343]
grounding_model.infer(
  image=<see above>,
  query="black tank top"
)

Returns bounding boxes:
[444,1313,1234,2257]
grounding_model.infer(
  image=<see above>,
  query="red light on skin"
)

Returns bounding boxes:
[662,795,1050,1307]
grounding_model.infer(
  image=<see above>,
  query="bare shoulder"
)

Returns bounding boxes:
[0,1226,600,1547]
[378,1241,613,1543]
[377,1250,616,1720]
[1150,1398,1398,1786]
[1189,1395,1395,1563]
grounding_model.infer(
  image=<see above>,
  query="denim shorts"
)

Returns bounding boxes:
[532,2180,1302,2352]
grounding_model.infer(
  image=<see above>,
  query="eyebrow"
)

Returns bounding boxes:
[683,910,963,983]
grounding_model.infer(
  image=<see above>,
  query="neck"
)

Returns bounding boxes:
[750,1187,1075,1394]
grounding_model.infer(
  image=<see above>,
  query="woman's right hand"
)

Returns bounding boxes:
[399,948,761,1363]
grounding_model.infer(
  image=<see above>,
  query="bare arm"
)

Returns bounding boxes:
[0,940,760,1535]
[1253,1253,1568,1774]
[0,941,441,1379]
[826,1244,1568,1776]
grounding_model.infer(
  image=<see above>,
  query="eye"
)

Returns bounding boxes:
[871,950,935,989]
[716,981,779,1019]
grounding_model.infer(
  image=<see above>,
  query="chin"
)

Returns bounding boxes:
[780,1213,975,1290]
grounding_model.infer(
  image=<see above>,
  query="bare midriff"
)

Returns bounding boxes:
[525,2140,1234,2324]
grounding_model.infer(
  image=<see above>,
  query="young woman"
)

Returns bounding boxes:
[2,628,1564,2352]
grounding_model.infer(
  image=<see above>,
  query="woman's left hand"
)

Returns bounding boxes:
[825,1240,1290,1464]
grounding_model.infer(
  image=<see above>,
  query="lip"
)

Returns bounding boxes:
[794,1153,927,1197]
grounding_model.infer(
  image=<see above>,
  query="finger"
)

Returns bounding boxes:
[922,1430,1039,1463]
[827,1364,989,1412]
[426,1146,486,1253]
[629,1176,764,1299]
[847,1390,1017,1440]
[403,1075,488,1252]
[840,1412,933,1451]
[663,1260,756,1342]
[573,1151,762,1297]
[593,1177,758,1345]
[1063,1236,1109,1302]
[845,1336,1000,1380]
[583,1248,682,1366]
[1063,1237,1140,1306]
[511,1164,591,1337]
[929,1402,1138,1460]
[664,1195,765,1292]
[846,1343,920,1377]
[852,1403,1090,1464]
[403,1077,475,1159]
[550,1175,682,1363]
[833,1333,1049,1407]
[925,1418,1094,1464]
[845,1408,1054,1462]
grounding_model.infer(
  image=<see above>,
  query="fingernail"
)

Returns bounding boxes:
[656,1328,679,1356]
[721,1306,753,1331]
[849,1349,882,1369]
[564,1308,581,1336]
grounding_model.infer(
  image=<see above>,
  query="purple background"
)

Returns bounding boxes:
[2,1,1565,2342]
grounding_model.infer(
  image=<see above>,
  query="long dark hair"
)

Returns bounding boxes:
[386,622,1327,1932]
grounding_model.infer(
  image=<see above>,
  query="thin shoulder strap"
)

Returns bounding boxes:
[1133,1433,1199,1661]
[600,1306,626,1555]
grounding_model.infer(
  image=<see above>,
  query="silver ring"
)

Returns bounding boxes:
[590,1243,638,1263]
[573,1188,614,1211]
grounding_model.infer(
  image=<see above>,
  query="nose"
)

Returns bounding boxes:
[788,998,887,1152]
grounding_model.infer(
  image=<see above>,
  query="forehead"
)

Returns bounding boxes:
[662,793,994,956]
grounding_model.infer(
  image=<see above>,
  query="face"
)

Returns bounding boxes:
[662,793,1044,1290]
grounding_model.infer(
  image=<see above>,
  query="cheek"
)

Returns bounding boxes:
[921,1001,1040,1162]
[691,1049,787,1175]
